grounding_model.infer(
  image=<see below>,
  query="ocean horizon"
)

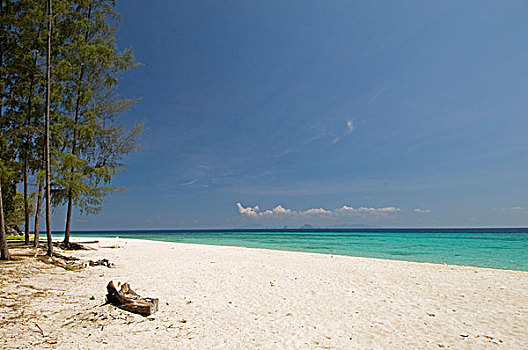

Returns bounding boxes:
[66,228,528,272]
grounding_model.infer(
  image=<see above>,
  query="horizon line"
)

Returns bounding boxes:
[61,227,528,234]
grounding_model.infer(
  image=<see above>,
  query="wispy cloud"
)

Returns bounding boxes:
[369,91,382,104]
[494,206,527,211]
[333,120,356,143]
[237,203,400,218]
[181,179,198,186]
[273,148,301,159]
[180,179,210,188]
[414,208,431,214]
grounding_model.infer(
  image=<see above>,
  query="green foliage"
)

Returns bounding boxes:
[50,0,142,217]
[3,191,31,225]
[6,235,25,241]
[0,159,24,226]
[0,0,142,234]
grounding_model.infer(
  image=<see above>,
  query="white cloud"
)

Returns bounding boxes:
[237,203,401,218]
[302,208,332,215]
[340,205,401,214]
[260,205,293,216]
[346,120,355,133]
[236,202,259,217]
[414,208,431,214]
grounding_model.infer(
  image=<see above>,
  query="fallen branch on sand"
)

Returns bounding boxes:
[89,259,114,268]
[105,281,158,316]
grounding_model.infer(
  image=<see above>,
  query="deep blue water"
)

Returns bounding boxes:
[67,228,528,271]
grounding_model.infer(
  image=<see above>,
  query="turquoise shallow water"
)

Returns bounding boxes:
[69,229,528,271]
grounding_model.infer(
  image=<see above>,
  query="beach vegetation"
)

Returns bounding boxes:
[0,0,141,258]
[6,235,24,241]
[47,0,142,247]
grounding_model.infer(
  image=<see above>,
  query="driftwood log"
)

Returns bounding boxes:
[106,281,159,316]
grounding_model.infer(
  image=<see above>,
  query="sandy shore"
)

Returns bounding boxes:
[1,237,527,349]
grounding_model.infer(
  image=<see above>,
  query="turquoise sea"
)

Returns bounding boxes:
[69,229,528,271]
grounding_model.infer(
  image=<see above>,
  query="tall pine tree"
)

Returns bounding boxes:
[51,0,141,246]
[0,0,142,254]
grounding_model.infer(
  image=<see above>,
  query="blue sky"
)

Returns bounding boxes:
[55,0,528,230]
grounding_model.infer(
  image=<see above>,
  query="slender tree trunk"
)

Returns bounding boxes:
[23,87,33,245]
[64,189,73,245]
[64,81,83,245]
[63,73,84,246]
[24,156,29,244]
[64,2,92,247]
[0,181,11,260]
[24,53,37,245]
[0,1,10,260]
[45,0,53,256]
[33,162,44,247]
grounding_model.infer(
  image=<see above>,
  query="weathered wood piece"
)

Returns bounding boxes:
[106,281,159,316]
[89,259,113,267]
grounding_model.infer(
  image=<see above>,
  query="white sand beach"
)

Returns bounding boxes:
[1,238,527,349]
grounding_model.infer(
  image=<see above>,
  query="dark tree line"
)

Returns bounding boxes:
[0,0,142,259]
